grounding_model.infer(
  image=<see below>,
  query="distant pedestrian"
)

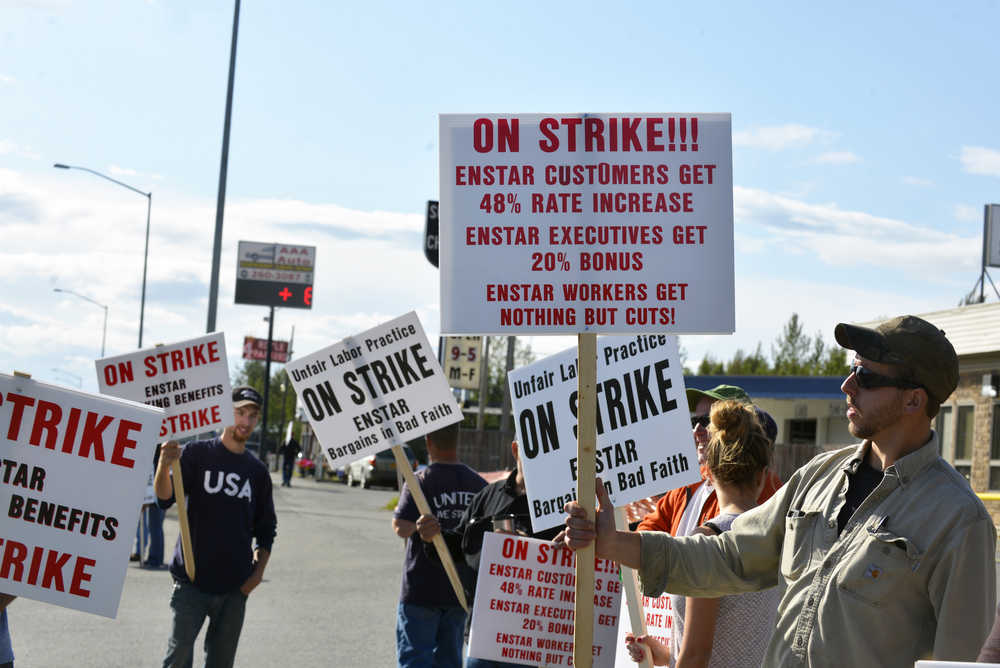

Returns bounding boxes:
[134,443,166,568]
[0,593,14,668]
[392,423,486,668]
[279,437,300,487]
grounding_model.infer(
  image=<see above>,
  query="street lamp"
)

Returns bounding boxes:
[54,288,108,358]
[53,163,152,348]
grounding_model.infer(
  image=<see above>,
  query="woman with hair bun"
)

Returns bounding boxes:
[626,400,781,667]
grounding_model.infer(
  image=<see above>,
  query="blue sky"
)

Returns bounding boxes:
[2,1,999,392]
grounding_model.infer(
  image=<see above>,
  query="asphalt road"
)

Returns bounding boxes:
[10,473,406,667]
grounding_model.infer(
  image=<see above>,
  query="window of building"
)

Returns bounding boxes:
[990,405,1000,490]
[937,406,954,460]
[788,419,817,445]
[953,404,974,483]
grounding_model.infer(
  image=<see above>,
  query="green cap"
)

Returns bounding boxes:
[686,384,750,412]
[834,315,958,404]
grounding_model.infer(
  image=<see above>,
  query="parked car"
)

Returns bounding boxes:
[346,446,417,489]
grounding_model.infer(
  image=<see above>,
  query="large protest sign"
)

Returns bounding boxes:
[439,113,734,335]
[286,311,462,468]
[509,335,699,532]
[96,333,233,441]
[0,373,163,617]
[469,533,622,667]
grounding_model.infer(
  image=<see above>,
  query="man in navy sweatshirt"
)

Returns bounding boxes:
[155,386,277,668]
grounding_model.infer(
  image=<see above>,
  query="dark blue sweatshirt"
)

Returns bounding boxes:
[159,438,277,594]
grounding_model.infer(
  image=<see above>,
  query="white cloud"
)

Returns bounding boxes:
[954,204,982,223]
[0,75,14,85]
[960,146,1000,177]
[901,176,934,187]
[813,151,860,165]
[108,165,138,177]
[733,124,833,151]
[734,186,979,274]
[0,139,40,160]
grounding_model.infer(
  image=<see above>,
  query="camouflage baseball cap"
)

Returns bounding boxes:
[834,315,958,403]
[686,384,750,412]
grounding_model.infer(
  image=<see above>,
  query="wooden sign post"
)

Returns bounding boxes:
[573,333,597,668]
[171,459,196,581]
[616,507,652,668]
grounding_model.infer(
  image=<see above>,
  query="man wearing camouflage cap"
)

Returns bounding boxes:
[561,315,996,667]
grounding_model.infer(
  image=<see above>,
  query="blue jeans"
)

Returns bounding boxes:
[396,602,466,668]
[163,581,247,668]
[281,456,295,486]
[136,505,166,566]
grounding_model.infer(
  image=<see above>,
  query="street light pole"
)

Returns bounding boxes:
[53,163,152,348]
[54,288,108,358]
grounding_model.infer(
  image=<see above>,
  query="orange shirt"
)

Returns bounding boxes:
[635,467,783,535]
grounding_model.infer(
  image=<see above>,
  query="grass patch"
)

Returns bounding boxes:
[383,495,399,511]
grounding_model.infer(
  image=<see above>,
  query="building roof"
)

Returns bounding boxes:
[857,301,1000,357]
[685,375,845,400]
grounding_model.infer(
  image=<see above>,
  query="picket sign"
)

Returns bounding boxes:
[391,445,469,613]
[614,507,652,668]
[574,333,598,668]
[171,459,196,580]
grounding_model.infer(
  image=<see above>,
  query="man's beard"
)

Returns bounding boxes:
[848,395,904,440]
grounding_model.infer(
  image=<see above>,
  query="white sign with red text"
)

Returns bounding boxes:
[96,333,233,441]
[469,533,621,667]
[285,311,462,469]
[440,113,734,335]
[0,374,163,617]
[509,335,699,532]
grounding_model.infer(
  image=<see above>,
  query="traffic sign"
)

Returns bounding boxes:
[424,200,439,268]
[235,241,315,309]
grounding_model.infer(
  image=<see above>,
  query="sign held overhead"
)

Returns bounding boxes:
[439,113,734,335]
[96,333,233,441]
[285,311,462,468]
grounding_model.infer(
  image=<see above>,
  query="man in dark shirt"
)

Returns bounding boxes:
[418,439,563,668]
[155,386,277,668]
[392,423,486,668]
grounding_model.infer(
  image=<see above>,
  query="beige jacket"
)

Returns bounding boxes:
[639,435,996,668]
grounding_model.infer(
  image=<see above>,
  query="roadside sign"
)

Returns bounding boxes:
[424,200,439,268]
[439,113,734,334]
[243,336,290,363]
[96,333,233,441]
[285,311,462,469]
[0,374,163,617]
[986,204,1000,268]
[509,335,698,532]
[443,335,482,390]
[235,241,315,309]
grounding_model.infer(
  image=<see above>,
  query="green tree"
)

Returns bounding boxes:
[232,361,300,451]
[726,343,771,375]
[697,353,725,375]
[771,313,812,375]
[693,314,849,377]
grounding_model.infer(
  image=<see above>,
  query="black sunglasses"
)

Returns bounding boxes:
[849,363,922,391]
[691,415,711,429]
